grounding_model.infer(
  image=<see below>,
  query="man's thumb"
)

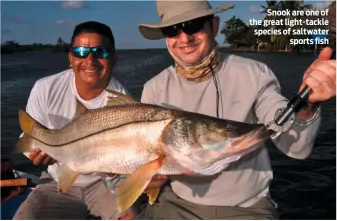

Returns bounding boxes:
[317,47,334,60]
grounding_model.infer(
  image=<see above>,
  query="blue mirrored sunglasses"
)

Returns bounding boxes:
[71,46,113,59]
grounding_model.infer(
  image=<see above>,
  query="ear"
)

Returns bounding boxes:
[212,16,220,36]
[68,52,73,67]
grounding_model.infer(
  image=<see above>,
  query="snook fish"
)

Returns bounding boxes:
[15,89,273,212]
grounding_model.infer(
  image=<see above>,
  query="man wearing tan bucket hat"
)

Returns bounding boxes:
[136,0,336,219]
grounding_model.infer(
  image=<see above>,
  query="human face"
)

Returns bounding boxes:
[69,32,115,88]
[165,16,219,65]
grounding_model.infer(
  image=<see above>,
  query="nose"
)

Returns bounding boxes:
[85,52,99,65]
[177,30,193,43]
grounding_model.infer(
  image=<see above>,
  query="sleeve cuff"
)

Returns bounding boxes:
[294,104,321,127]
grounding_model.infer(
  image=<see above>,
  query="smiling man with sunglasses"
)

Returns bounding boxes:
[136,0,336,219]
[13,21,136,220]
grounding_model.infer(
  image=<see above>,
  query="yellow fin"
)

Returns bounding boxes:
[146,188,160,205]
[116,156,165,212]
[18,109,44,136]
[15,134,33,153]
[105,89,139,107]
[56,164,79,193]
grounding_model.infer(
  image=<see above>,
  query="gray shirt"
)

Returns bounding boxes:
[141,54,321,207]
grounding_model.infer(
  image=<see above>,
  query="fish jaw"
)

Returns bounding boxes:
[223,125,271,156]
[191,125,271,165]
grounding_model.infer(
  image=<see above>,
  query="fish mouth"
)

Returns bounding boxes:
[228,126,270,154]
[189,126,270,165]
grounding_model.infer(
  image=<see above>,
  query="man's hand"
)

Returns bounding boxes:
[28,148,56,166]
[300,47,336,103]
[144,175,168,192]
[297,47,336,120]
[118,213,136,220]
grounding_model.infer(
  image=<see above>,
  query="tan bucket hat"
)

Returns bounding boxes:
[139,0,235,40]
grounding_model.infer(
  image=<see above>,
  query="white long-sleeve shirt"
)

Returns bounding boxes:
[141,54,321,207]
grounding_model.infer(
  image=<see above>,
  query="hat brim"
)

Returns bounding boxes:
[139,4,234,40]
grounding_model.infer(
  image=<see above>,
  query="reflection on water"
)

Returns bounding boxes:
[1,49,335,219]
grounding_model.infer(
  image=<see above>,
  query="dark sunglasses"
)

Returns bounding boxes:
[71,46,113,59]
[161,16,214,38]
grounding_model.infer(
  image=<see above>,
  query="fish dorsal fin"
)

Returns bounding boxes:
[116,155,165,212]
[73,99,88,119]
[160,103,184,111]
[105,89,139,107]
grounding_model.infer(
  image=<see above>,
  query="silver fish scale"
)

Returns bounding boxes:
[32,104,177,146]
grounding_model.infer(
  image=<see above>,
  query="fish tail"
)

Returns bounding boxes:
[15,134,34,153]
[18,109,44,136]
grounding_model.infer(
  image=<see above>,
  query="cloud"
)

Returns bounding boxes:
[2,15,31,24]
[248,6,263,13]
[55,19,76,26]
[60,1,86,9]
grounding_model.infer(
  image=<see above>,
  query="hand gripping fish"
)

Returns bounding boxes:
[15,89,274,212]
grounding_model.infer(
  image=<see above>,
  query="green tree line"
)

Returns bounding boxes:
[1,37,70,54]
[221,0,335,51]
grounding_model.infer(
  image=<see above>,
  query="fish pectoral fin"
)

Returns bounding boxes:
[105,89,139,106]
[15,134,33,153]
[18,109,45,136]
[116,155,165,212]
[145,188,160,205]
[56,164,79,193]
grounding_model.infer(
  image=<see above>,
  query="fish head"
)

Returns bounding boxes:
[192,116,272,163]
[161,115,272,175]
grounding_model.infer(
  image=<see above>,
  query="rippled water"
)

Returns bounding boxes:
[1,49,335,219]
